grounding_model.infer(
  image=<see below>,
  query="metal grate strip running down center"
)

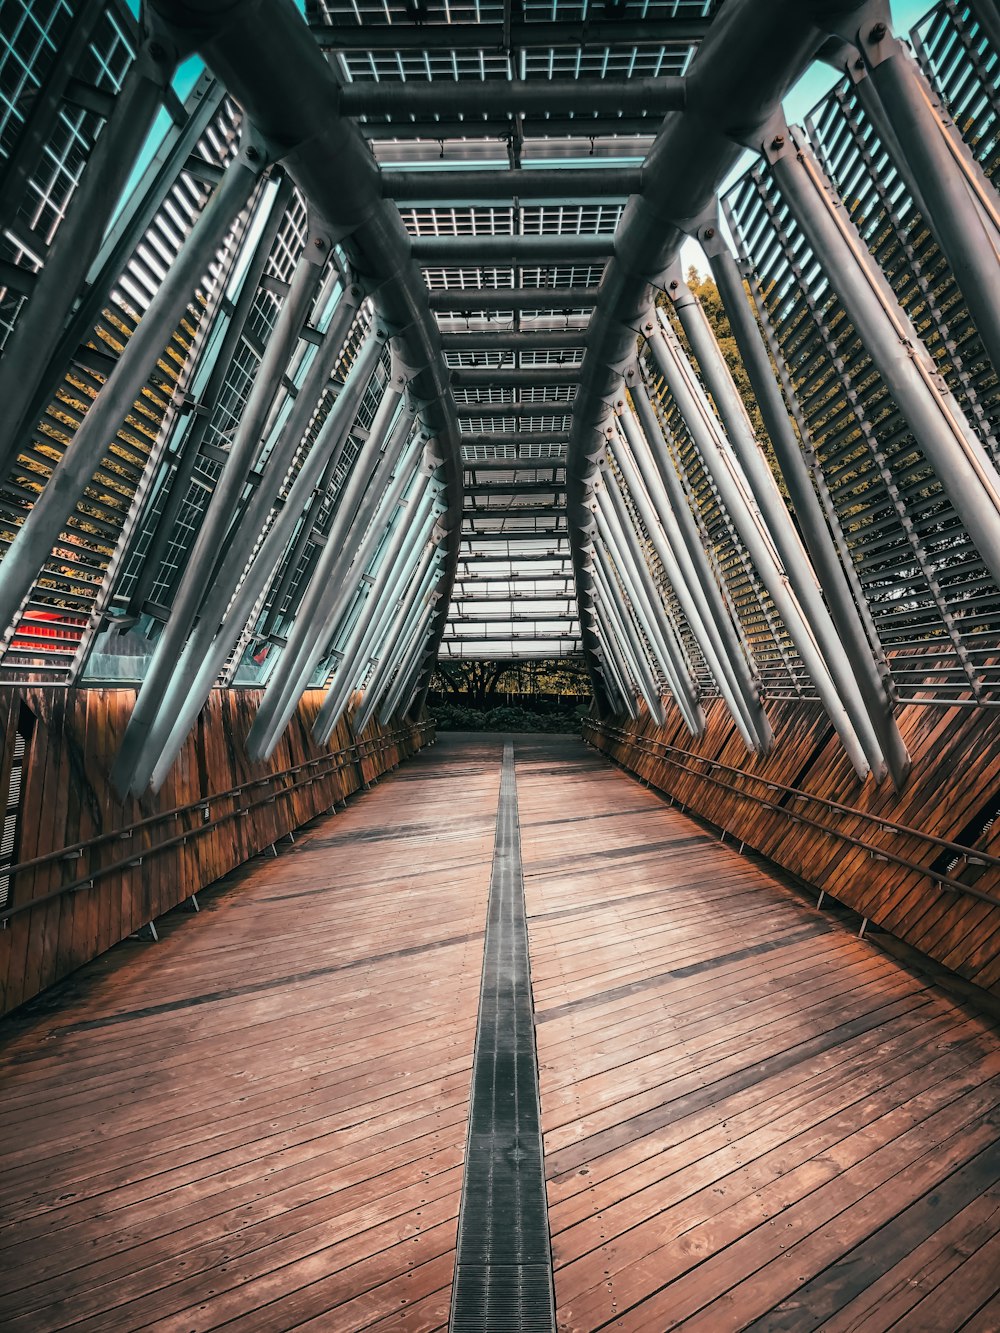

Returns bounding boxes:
[450,740,556,1332]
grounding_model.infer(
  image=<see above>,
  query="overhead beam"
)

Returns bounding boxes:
[430,287,599,312]
[386,167,641,202]
[412,234,614,266]
[452,366,579,387]
[344,78,684,119]
[441,329,586,351]
[359,116,659,140]
[312,20,711,50]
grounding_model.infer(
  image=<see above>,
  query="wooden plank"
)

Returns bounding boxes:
[0,732,498,1330]
[515,734,1000,1333]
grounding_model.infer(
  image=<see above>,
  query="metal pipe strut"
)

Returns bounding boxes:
[700,227,910,787]
[767,125,1000,596]
[0,128,269,650]
[113,213,333,796]
[142,328,386,795]
[643,312,871,780]
[0,26,177,479]
[147,0,464,746]
[664,270,889,782]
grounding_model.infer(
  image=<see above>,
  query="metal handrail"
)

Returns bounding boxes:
[0,720,434,926]
[583,718,1000,910]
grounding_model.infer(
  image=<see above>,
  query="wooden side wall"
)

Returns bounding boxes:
[0,688,432,1016]
[585,696,1000,999]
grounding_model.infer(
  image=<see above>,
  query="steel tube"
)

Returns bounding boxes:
[0,134,267,644]
[411,234,614,266]
[148,0,464,722]
[645,315,871,780]
[595,481,704,735]
[354,546,444,734]
[589,544,666,727]
[126,175,299,617]
[666,282,889,781]
[0,35,175,477]
[566,0,864,707]
[140,330,385,794]
[608,415,761,753]
[312,19,711,50]
[861,32,1000,374]
[313,478,439,743]
[441,330,586,351]
[111,218,331,795]
[628,376,772,748]
[344,78,684,119]
[704,234,910,786]
[770,131,1000,594]
[247,420,422,760]
[430,289,598,313]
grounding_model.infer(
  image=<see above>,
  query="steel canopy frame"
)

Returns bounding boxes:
[567,0,869,715]
[147,0,464,721]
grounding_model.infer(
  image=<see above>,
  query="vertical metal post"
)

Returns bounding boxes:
[0,130,270,640]
[702,230,911,786]
[767,125,1000,595]
[111,214,332,794]
[858,25,1000,375]
[643,311,871,780]
[247,418,422,760]
[610,410,766,753]
[0,29,177,477]
[665,275,890,781]
[136,331,385,793]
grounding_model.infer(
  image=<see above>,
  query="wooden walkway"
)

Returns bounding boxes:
[0,733,999,1330]
[517,737,1000,1333]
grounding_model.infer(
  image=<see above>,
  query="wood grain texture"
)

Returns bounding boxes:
[586,696,1000,998]
[0,732,502,1332]
[0,686,432,1016]
[515,735,1000,1333]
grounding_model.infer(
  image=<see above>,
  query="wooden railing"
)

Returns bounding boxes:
[0,721,433,927]
[583,718,1000,911]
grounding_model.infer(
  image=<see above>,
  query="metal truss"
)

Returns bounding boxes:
[0,0,998,790]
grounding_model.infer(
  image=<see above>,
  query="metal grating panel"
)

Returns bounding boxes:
[450,741,555,1333]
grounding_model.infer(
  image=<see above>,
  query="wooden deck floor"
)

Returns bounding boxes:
[516,737,1000,1333]
[0,732,999,1331]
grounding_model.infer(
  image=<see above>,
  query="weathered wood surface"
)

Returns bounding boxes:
[0,686,431,1016]
[2,732,999,1330]
[586,696,1000,997]
[0,732,501,1331]
[516,735,1000,1333]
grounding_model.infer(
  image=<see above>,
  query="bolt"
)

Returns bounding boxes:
[704,226,716,239]
[855,56,865,69]
[869,21,887,40]
[148,40,166,60]
[770,134,785,151]
[314,237,325,249]
[245,145,260,162]
[669,280,679,291]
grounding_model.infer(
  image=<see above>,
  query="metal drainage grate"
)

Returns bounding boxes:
[450,740,556,1333]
